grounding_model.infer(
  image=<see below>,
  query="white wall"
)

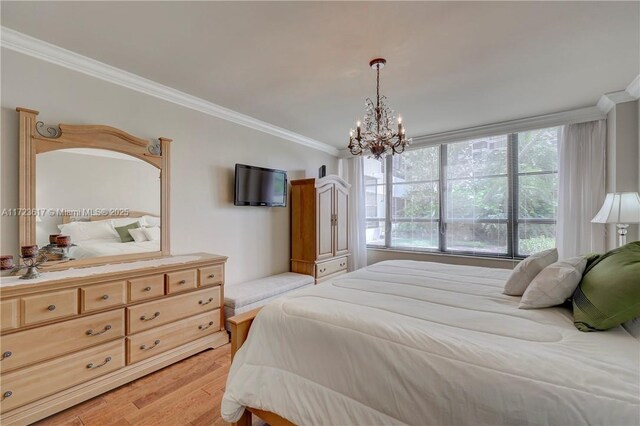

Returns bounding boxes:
[606,100,640,247]
[1,49,338,284]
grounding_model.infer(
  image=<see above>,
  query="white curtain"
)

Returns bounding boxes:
[339,157,367,271]
[556,120,606,258]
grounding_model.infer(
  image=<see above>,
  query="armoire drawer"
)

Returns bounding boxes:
[127,287,220,334]
[0,309,124,372]
[128,274,165,302]
[166,269,198,294]
[127,310,220,364]
[81,281,126,313]
[21,289,78,326]
[1,299,19,331]
[0,339,125,413]
[198,265,224,287]
[316,257,348,278]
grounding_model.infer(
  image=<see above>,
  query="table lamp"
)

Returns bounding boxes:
[592,192,640,247]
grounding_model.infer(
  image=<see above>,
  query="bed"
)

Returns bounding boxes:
[59,211,161,259]
[222,260,640,426]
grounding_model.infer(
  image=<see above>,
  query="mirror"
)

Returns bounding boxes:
[17,107,171,269]
[36,148,161,261]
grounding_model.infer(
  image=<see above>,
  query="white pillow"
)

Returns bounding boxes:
[57,221,119,242]
[142,215,161,227]
[622,317,640,342]
[110,217,145,228]
[128,228,149,243]
[142,226,161,241]
[519,256,587,309]
[503,248,558,296]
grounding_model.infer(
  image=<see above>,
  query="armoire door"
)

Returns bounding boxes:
[334,184,349,256]
[316,184,334,260]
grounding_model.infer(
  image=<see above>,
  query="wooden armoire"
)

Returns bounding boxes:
[290,175,350,283]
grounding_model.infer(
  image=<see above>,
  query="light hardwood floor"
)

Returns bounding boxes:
[34,343,247,426]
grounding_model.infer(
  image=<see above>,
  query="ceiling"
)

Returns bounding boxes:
[2,1,639,149]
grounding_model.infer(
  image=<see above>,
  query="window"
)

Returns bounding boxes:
[391,146,440,249]
[364,127,559,258]
[364,157,386,246]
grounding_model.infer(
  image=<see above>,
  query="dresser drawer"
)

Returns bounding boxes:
[316,257,348,278]
[198,264,224,287]
[166,269,198,294]
[1,299,19,331]
[127,310,220,364]
[21,289,78,326]
[127,287,220,334]
[128,274,165,302]
[81,281,126,313]
[0,309,124,372]
[0,339,124,413]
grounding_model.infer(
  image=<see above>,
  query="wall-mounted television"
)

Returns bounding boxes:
[234,164,287,207]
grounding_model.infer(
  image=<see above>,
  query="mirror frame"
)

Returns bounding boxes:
[17,107,171,269]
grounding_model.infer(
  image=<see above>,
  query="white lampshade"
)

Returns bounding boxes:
[591,192,640,224]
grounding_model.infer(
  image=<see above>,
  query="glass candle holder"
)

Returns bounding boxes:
[56,235,71,247]
[21,245,39,259]
[0,255,14,270]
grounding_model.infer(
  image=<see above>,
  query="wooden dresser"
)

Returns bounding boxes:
[290,175,350,283]
[0,253,228,425]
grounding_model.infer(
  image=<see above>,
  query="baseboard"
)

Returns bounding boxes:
[1,332,229,426]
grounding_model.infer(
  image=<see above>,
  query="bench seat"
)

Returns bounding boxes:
[224,272,314,329]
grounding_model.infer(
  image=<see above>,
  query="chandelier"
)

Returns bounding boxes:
[348,58,411,159]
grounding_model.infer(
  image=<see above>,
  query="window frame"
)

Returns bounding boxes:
[365,128,559,259]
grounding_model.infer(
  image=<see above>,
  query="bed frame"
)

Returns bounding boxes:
[61,210,158,224]
[228,308,296,426]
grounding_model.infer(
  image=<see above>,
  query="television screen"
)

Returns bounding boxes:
[234,164,287,207]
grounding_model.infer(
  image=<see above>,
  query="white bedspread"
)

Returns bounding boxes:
[69,238,160,259]
[222,260,640,426]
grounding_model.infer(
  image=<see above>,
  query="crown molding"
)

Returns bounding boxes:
[596,74,640,114]
[338,106,605,158]
[625,74,640,99]
[0,26,339,156]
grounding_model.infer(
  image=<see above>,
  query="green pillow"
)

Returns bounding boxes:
[573,241,640,331]
[582,252,603,273]
[114,221,140,243]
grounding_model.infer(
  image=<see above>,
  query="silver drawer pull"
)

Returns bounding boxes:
[199,321,214,330]
[143,286,152,291]
[140,312,160,321]
[47,304,56,311]
[86,324,112,336]
[101,294,110,300]
[3,391,12,399]
[320,268,326,273]
[87,356,112,369]
[208,274,215,279]
[140,340,160,350]
[198,297,214,305]
[178,279,187,285]
[2,351,12,359]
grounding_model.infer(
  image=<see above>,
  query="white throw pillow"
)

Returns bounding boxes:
[622,317,640,342]
[519,256,587,309]
[142,215,161,227]
[128,228,149,243]
[110,217,145,228]
[142,226,161,241]
[58,221,119,242]
[503,248,558,296]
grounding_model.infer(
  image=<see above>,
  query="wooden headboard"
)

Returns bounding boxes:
[61,211,158,224]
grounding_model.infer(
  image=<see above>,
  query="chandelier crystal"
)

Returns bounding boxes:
[348,58,411,159]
